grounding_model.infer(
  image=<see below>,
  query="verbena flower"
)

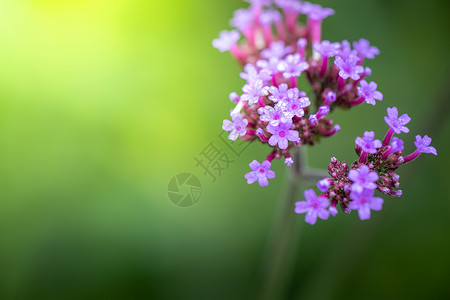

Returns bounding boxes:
[295,189,330,225]
[357,80,383,105]
[222,112,248,141]
[212,30,241,52]
[241,80,269,105]
[353,38,380,60]
[355,131,382,154]
[349,188,384,220]
[384,107,411,134]
[267,121,300,149]
[278,54,309,79]
[348,165,379,193]
[245,160,276,186]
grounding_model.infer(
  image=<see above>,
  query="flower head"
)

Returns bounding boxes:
[414,135,437,155]
[355,131,382,154]
[278,53,309,79]
[212,30,241,52]
[384,107,411,134]
[357,80,383,105]
[353,38,380,59]
[267,121,300,149]
[295,189,330,225]
[349,188,383,220]
[313,40,341,57]
[222,113,248,141]
[348,165,379,193]
[257,57,281,75]
[245,160,276,186]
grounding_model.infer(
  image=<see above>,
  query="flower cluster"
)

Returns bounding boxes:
[295,107,437,224]
[214,0,383,187]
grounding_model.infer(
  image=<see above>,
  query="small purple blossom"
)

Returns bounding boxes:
[268,83,289,103]
[313,40,341,57]
[414,135,437,155]
[297,38,307,50]
[256,57,281,75]
[295,189,330,225]
[278,54,309,79]
[241,80,269,105]
[240,63,271,84]
[353,38,380,60]
[274,0,302,11]
[357,80,383,105]
[317,178,331,192]
[349,188,383,220]
[258,105,289,126]
[212,30,241,52]
[222,113,248,141]
[323,90,336,105]
[348,165,379,193]
[261,41,293,59]
[355,131,382,154]
[229,92,239,103]
[384,107,411,134]
[285,157,294,166]
[390,137,404,153]
[302,2,335,20]
[334,54,364,80]
[281,96,310,119]
[230,8,254,32]
[259,9,281,25]
[267,121,300,149]
[245,160,275,186]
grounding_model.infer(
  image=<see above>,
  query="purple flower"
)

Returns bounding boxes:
[245,160,276,186]
[353,38,380,60]
[222,113,248,141]
[240,63,271,84]
[274,0,302,11]
[317,178,331,192]
[268,83,289,103]
[281,96,310,119]
[297,38,307,50]
[267,121,300,149]
[261,41,293,59]
[212,30,241,52]
[390,137,404,152]
[414,135,437,155]
[295,189,330,225]
[259,9,281,25]
[334,54,364,80]
[241,79,269,105]
[357,80,383,105]
[230,9,254,32]
[384,107,411,134]
[355,131,382,154]
[302,2,335,20]
[323,90,336,105]
[349,188,384,220]
[285,157,294,166]
[348,165,379,193]
[278,54,309,78]
[229,92,239,103]
[256,57,281,75]
[313,40,341,57]
[258,105,289,126]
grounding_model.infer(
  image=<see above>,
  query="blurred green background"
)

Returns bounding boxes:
[0,0,449,299]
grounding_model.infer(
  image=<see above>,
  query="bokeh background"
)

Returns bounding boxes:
[0,0,449,299]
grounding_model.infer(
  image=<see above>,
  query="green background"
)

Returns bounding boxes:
[0,0,449,299]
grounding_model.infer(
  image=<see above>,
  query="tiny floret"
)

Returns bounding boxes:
[334,55,364,80]
[241,80,269,105]
[348,165,379,193]
[313,40,341,57]
[414,135,437,155]
[295,189,330,225]
[355,131,382,154]
[213,30,241,52]
[278,54,309,79]
[245,160,276,186]
[384,107,411,134]
[353,38,380,59]
[357,80,383,105]
[349,188,383,220]
[222,113,248,141]
[317,178,331,192]
[261,41,293,59]
[267,121,300,149]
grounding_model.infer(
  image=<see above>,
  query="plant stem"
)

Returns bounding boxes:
[257,147,318,299]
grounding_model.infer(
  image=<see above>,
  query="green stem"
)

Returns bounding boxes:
[256,147,318,299]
